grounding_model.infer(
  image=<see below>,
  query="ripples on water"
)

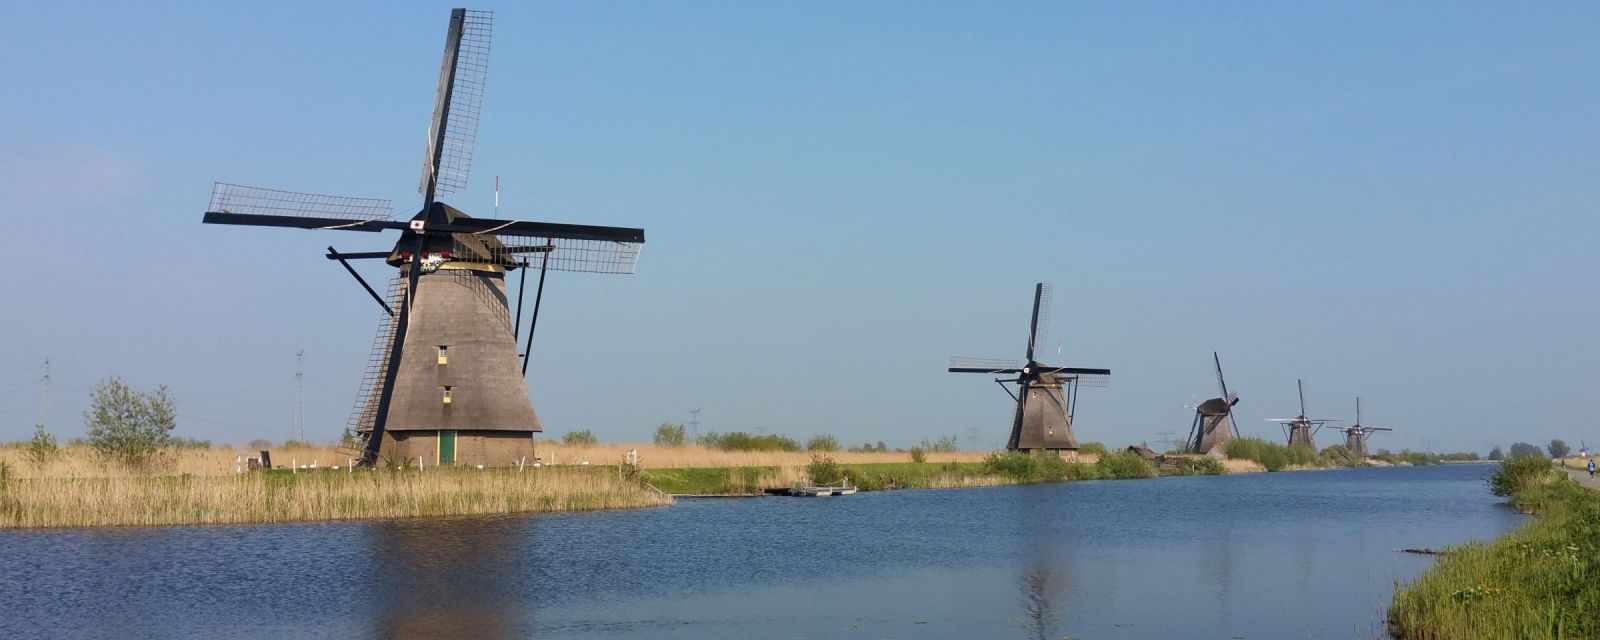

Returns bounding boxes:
[1,464,1520,639]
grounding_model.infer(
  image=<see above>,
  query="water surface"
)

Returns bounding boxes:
[1,464,1519,639]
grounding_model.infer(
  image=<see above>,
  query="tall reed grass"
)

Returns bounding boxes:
[0,466,668,529]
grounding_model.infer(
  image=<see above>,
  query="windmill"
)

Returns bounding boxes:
[202,9,645,467]
[948,283,1111,452]
[1327,397,1391,458]
[1265,379,1338,449]
[1184,352,1239,455]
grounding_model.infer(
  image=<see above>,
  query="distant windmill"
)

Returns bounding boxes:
[1265,379,1339,449]
[1184,352,1239,455]
[1326,397,1391,458]
[201,9,646,467]
[948,283,1111,452]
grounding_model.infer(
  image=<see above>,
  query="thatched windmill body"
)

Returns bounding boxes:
[1327,397,1391,458]
[1185,352,1239,455]
[948,283,1111,452]
[1265,379,1339,449]
[202,9,645,467]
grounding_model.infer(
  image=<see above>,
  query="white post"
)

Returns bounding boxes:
[292,458,297,474]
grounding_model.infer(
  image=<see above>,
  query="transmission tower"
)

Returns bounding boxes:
[294,349,305,443]
[688,407,702,438]
[37,358,50,429]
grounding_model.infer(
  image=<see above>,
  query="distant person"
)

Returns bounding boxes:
[1588,458,1596,479]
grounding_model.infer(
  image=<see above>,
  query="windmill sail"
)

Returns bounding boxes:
[420,9,494,199]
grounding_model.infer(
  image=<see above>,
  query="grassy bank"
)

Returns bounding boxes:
[0,465,669,529]
[1388,458,1599,638]
[641,451,1197,495]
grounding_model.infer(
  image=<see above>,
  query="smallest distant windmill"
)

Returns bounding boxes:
[1265,379,1339,448]
[1185,352,1239,455]
[1327,397,1391,458]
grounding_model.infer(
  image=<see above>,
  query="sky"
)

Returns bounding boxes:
[2,2,1596,453]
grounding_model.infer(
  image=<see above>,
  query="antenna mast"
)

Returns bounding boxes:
[38,358,50,429]
[688,407,702,439]
[295,349,305,443]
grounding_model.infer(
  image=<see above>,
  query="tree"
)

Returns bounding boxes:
[247,439,273,451]
[1548,439,1571,459]
[653,423,686,447]
[806,434,840,452]
[1487,446,1504,461]
[562,430,598,446]
[1508,442,1546,459]
[27,424,59,468]
[84,377,176,468]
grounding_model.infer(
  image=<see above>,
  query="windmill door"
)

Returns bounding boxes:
[438,431,457,465]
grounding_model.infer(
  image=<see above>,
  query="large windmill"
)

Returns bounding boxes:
[1327,397,1391,458]
[1265,379,1338,448]
[202,9,646,467]
[1184,352,1239,456]
[948,283,1111,452]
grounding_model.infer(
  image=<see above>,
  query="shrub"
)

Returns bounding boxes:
[562,430,599,446]
[653,423,686,447]
[1489,456,1554,498]
[1226,437,1292,472]
[279,439,315,450]
[1286,443,1319,467]
[1095,451,1158,479]
[1320,444,1358,467]
[27,424,58,468]
[1079,442,1108,456]
[1549,439,1571,459]
[1487,446,1503,461]
[697,431,801,452]
[983,451,1070,483]
[807,455,844,486]
[909,447,927,463]
[806,434,840,452]
[84,377,176,469]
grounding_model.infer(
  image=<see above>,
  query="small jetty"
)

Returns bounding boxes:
[786,483,858,497]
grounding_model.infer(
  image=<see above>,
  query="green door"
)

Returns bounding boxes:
[438,431,457,465]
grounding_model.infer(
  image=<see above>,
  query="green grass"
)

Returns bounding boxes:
[640,454,1172,495]
[1225,437,1319,471]
[1388,462,1600,638]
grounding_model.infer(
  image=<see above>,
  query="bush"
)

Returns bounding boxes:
[27,424,58,468]
[279,439,315,450]
[1487,446,1503,461]
[1079,442,1108,456]
[84,377,176,469]
[1226,437,1291,472]
[1095,451,1159,479]
[1549,439,1571,459]
[1320,444,1358,467]
[1489,456,1554,498]
[807,454,844,486]
[909,447,927,463]
[806,434,840,452]
[983,451,1070,483]
[697,431,801,452]
[562,430,599,446]
[653,423,686,447]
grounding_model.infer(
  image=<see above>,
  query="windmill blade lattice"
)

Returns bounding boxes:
[209,183,393,223]
[420,9,493,197]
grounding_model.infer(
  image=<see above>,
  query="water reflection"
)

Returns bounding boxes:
[366,516,528,638]
[1015,486,1067,640]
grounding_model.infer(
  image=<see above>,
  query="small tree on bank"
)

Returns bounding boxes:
[1488,446,1503,461]
[84,377,176,469]
[562,430,598,446]
[653,423,686,447]
[27,424,59,468]
[1508,442,1546,460]
[806,434,840,452]
[1549,439,1571,459]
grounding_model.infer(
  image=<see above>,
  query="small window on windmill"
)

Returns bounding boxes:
[437,345,449,365]
[442,386,454,405]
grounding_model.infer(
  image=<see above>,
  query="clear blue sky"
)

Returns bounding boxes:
[3,2,1596,453]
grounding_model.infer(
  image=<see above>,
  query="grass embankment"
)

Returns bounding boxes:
[641,451,1208,495]
[1388,457,1599,639]
[0,465,668,529]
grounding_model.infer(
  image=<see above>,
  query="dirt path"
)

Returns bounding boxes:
[1565,466,1600,491]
